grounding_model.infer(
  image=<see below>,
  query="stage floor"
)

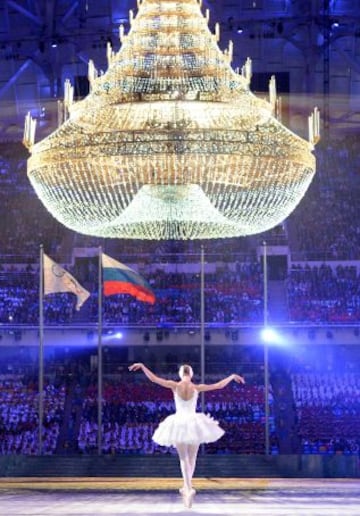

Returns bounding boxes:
[0,477,359,515]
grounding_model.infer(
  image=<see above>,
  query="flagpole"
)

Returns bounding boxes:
[98,246,103,455]
[39,244,44,455]
[263,240,270,456]
[200,245,205,412]
[199,245,205,456]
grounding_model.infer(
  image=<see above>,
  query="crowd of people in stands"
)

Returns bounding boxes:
[94,262,263,325]
[77,376,276,455]
[0,262,264,324]
[0,346,359,458]
[0,376,65,454]
[2,259,360,325]
[286,263,360,323]
[0,267,78,324]
[287,136,360,261]
[291,371,360,455]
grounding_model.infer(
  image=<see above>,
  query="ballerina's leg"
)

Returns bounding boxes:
[188,443,199,479]
[176,443,192,492]
[176,443,197,507]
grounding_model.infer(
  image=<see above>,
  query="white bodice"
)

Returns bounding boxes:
[174,389,198,414]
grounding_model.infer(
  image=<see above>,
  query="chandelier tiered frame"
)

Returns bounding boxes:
[25,0,319,240]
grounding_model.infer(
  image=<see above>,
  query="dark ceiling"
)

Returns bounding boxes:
[0,0,359,142]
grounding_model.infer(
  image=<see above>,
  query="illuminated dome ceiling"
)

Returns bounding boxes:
[25,0,318,240]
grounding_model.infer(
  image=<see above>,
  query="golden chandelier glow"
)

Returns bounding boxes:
[25,0,319,240]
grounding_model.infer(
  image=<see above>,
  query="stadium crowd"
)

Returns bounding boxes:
[287,136,360,261]
[0,262,264,324]
[77,377,275,455]
[291,372,360,455]
[0,376,65,454]
[286,263,360,323]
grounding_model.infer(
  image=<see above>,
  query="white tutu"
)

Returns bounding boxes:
[152,390,224,447]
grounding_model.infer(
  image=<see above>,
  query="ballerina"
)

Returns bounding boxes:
[128,362,245,508]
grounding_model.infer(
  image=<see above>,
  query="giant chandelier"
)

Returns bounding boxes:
[24,0,319,240]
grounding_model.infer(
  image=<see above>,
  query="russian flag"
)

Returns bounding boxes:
[102,253,155,304]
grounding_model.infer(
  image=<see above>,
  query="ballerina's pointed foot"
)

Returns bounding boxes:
[180,486,196,495]
[182,488,196,508]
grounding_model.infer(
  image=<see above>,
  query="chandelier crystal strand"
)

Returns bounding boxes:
[26,0,317,240]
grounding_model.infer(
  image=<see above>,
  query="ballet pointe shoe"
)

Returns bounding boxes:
[179,486,196,495]
[182,488,195,508]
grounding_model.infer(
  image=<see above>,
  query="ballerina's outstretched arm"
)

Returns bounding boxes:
[129,362,178,390]
[196,373,245,393]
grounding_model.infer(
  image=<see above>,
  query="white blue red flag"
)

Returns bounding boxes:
[101,253,155,304]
